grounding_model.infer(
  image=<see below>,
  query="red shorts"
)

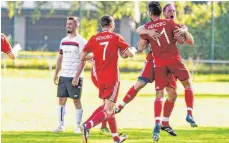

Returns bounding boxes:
[167,73,177,89]
[138,60,155,83]
[155,62,189,90]
[98,81,120,103]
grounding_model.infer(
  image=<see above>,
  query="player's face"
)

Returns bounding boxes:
[66,19,76,34]
[164,5,176,19]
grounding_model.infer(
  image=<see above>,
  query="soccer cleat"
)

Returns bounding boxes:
[161,126,177,136]
[186,114,198,128]
[152,123,161,142]
[119,134,128,143]
[53,126,65,133]
[80,124,89,143]
[115,107,122,114]
[114,134,128,143]
[100,126,112,137]
[74,127,81,134]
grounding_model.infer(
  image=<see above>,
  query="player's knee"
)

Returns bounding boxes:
[59,98,67,105]
[181,79,192,89]
[134,81,146,91]
[156,90,164,98]
[104,108,114,117]
[73,99,81,105]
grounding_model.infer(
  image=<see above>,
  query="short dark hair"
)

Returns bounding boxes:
[163,4,172,12]
[148,1,162,16]
[100,15,113,27]
[67,16,79,26]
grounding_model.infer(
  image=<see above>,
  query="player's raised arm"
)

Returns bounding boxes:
[174,25,194,46]
[136,25,160,41]
[137,39,148,52]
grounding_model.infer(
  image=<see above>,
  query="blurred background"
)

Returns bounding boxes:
[1,1,229,74]
[1,1,229,137]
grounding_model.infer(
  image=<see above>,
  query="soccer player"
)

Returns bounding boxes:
[84,58,111,136]
[1,33,21,59]
[115,3,192,137]
[136,2,197,141]
[53,16,87,133]
[73,15,136,143]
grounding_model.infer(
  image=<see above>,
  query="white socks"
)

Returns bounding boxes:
[58,105,66,128]
[76,108,83,128]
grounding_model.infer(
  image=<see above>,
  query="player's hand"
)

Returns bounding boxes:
[146,29,161,41]
[72,76,79,87]
[174,26,188,37]
[12,43,22,58]
[53,75,59,85]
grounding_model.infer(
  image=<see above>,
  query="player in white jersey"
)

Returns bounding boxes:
[53,16,87,133]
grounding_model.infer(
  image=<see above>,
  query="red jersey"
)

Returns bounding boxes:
[1,33,12,54]
[141,19,182,67]
[83,31,129,85]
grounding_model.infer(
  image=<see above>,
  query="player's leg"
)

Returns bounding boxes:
[91,72,110,135]
[81,82,120,143]
[161,77,178,136]
[116,60,154,113]
[152,67,167,141]
[67,77,84,133]
[53,76,68,132]
[100,100,111,136]
[115,80,146,113]
[169,63,197,127]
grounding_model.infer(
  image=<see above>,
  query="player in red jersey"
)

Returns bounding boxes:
[1,33,21,59]
[135,3,194,137]
[83,58,111,137]
[72,15,136,143]
[136,2,197,141]
[115,3,193,137]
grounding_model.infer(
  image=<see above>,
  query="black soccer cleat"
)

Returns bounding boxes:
[80,124,89,143]
[161,126,177,136]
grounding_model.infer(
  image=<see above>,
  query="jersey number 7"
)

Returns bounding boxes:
[100,41,109,60]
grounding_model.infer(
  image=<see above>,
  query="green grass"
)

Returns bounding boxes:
[2,127,229,143]
[1,69,229,143]
[2,68,229,82]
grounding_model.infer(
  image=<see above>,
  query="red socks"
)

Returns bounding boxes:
[154,97,163,123]
[162,99,174,126]
[185,88,194,116]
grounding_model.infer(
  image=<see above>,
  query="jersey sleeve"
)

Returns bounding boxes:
[83,37,94,53]
[59,39,63,55]
[117,35,129,51]
[1,34,12,54]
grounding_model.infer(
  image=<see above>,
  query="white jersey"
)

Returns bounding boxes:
[59,35,87,77]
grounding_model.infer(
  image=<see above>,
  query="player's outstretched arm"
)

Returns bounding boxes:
[124,46,137,58]
[137,39,148,52]
[119,50,128,59]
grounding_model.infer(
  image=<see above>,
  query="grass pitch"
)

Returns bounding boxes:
[1,69,229,143]
[2,127,229,143]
